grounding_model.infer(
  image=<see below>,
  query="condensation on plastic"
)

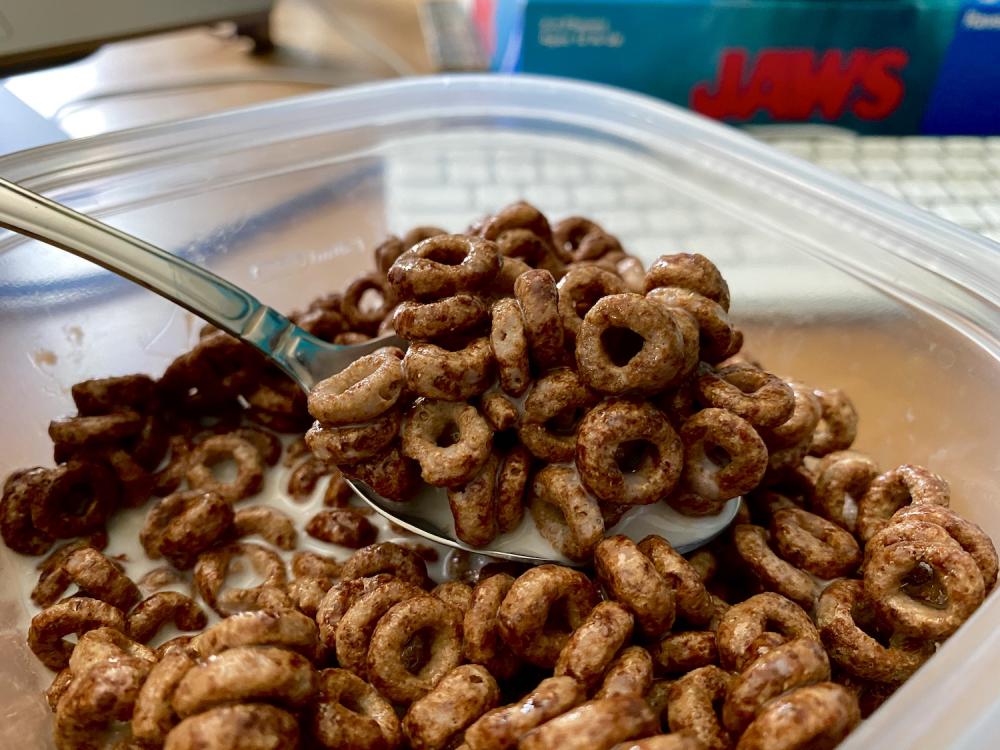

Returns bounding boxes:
[0,75,997,749]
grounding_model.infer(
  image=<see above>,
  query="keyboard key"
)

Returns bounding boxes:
[903,157,948,177]
[473,185,523,212]
[621,184,674,208]
[590,163,631,181]
[645,209,695,233]
[943,137,986,155]
[521,185,572,213]
[931,203,985,228]
[395,185,472,210]
[387,159,445,183]
[899,179,949,200]
[446,161,492,184]
[494,163,537,183]
[900,138,944,155]
[541,158,586,182]
[588,210,645,235]
[943,179,994,200]
[862,158,905,177]
[947,157,992,177]
[815,158,862,177]
[572,185,620,209]
[858,137,900,155]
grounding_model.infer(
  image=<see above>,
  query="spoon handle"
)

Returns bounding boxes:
[0,177,326,387]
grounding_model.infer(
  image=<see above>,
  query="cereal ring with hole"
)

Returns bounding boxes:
[554,217,623,263]
[152,436,191,497]
[514,269,566,370]
[305,408,401,464]
[141,489,234,569]
[645,287,738,364]
[401,400,493,487]
[595,645,654,700]
[722,638,831,735]
[480,391,519,432]
[816,579,933,683]
[68,627,156,679]
[644,254,731,312]
[732,525,818,610]
[28,597,125,670]
[389,235,501,299]
[479,201,555,243]
[336,579,425,677]
[433,581,474,615]
[497,444,531,533]
[306,508,377,548]
[861,518,956,575]
[637,536,715,626]
[760,380,821,450]
[30,460,117,539]
[375,236,406,276]
[529,465,605,562]
[667,666,733,750]
[494,228,566,278]
[193,542,288,616]
[518,368,597,462]
[404,337,496,401]
[312,668,402,750]
[316,575,396,655]
[595,536,675,637]
[576,293,685,395]
[1,467,54,555]
[164,703,300,750]
[231,505,297,549]
[172,645,316,717]
[735,682,860,750]
[343,441,423,502]
[54,658,148,750]
[577,399,684,506]
[490,298,532,396]
[403,225,448,248]
[287,577,331,618]
[678,408,768,505]
[449,452,500,548]
[770,508,860,578]
[307,347,405,425]
[554,601,634,689]
[48,410,144,452]
[465,675,584,750]
[464,573,519,680]
[297,305,349,342]
[60,547,140,611]
[71,374,156,415]
[127,592,207,644]
[342,272,396,334]
[557,266,629,345]
[808,388,858,456]
[192,608,318,659]
[342,542,430,587]
[394,295,488,341]
[185,434,264,503]
[811,450,879,532]
[716,593,819,672]
[132,648,197,745]
[521,696,659,750]
[403,664,500,750]
[696,364,795,430]
[856,464,950,543]
[497,564,598,668]
[890,504,998,590]
[367,595,464,704]
[864,528,984,639]
[652,630,719,675]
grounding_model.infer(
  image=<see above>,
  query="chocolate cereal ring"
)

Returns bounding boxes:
[71,374,156,415]
[809,388,858,457]
[577,399,683,506]
[595,535,675,637]
[554,216,623,263]
[771,508,861,578]
[341,542,430,587]
[520,696,658,750]
[31,460,117,539]
[307,347,405,425]
[28,597,126,670]
[464,676,585,750]
[530,465,605,562]
[651,631,718,674]
[401,400,493,487]
[480,391,519,432]
[637,536,715,625]
[234,505,298,549]
[403,664,500,750]
[644,253,731,312]
[368,595,464,704]
[480,201,555,245]
[716,593,819,672]
[62,546,141,611]
[856,463,950,543]
[193,542,288,616]
[403,337,496,401]
[678,408,768,505]
[645,286,739,364]
[433,581,474,615]
[312,668,401,750]
[497,564,598,668]
[555,601,634,689]
[342,272,396,334]
[576,293,685,395]
[514,269,566,371]
[132,649,198,745]
[696,364,795,430]
[343,441,423,502]
[127,592,207,644]
[518,368,597,462]
[186,433,264,503]
[164,703,299,750]
[306,508,378,548]
[595,645,654,700]
[1,467,54,555]
[141,489,234,569]
[816,579,933,683]
[495,228,566,278]
[610,734,704,750]
[305,407,401,464]
[732,525,819,610]
[557,265,629,344]
[336,579,425,677]
[761,380,821,450]
[464,573,520,680]
[735,682,860,750]
[393,295,488,341]
[388,235,501,299]
[490,298,532,396]
[811,450,879,532]
[449,452,500,548]
[497,444,531,533]
[191,608,318,659]
[667,666,734,750]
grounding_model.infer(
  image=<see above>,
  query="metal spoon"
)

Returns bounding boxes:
[0,177,739,563]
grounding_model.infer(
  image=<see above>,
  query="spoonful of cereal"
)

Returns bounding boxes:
[1,180,760,563]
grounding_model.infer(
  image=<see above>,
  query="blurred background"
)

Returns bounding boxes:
[1,0,999,239]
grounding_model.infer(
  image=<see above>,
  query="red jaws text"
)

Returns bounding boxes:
[690,48,909,121]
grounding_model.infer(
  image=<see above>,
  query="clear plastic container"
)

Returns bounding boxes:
[1,74,998,749]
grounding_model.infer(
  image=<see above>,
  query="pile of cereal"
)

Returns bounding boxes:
[0,200,996,750]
